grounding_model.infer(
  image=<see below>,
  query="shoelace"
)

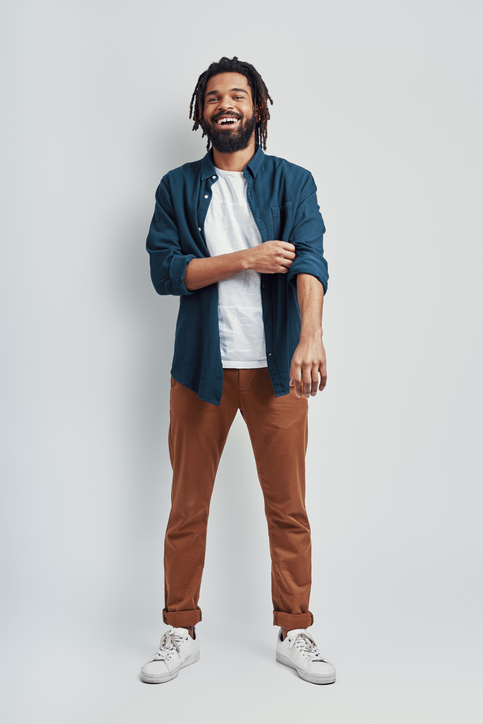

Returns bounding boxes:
[287,631,326,663]
[152,629,186,662]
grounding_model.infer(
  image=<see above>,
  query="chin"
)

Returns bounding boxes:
[203,116,256,153]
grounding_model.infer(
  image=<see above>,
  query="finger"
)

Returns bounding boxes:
[319,363,327,391]
[279,242,296,252]
[302,367,312,398]
[275,253,294,265]
[311,367,319,396]
[291,363,303,398]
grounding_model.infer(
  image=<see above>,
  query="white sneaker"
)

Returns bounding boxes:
[276,628,336,684]
[141,627,200,683]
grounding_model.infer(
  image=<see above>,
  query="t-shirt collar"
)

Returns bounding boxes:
[200,143,265,180]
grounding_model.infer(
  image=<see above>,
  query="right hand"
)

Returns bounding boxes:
[245,241,296,274]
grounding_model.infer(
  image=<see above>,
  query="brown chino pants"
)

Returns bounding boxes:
[163,368,314,630]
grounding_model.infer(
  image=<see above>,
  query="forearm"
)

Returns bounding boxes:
[184,240,296,291]
[290,273,327,397]
[297,273,324,340]
[184,250,249,291]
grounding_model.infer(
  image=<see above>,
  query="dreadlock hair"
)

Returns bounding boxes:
[189,56,273,151]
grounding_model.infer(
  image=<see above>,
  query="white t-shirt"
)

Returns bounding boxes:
[204,166,267,368]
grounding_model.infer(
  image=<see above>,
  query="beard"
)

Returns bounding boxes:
[202,111,257,153]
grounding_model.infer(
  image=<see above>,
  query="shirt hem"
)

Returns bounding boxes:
[222,360,268,368]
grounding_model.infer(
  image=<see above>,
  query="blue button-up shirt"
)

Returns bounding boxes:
[146,144,328,405]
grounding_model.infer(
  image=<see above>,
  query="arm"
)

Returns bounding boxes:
[184,240,296,291]
[146,177,197,296]
[286,172,329,294]
[289,273,327,399]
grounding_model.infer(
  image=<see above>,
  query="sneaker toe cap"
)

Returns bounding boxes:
[141,659,170,678]
[309,660,336,680]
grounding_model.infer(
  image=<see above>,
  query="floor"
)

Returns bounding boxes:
[2,612,480,724]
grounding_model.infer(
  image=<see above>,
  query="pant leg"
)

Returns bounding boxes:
[239,368,314,630]
[163,373,239,627]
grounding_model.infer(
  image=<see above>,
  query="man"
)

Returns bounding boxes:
[141,57,336,685]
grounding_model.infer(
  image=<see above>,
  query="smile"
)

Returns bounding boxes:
[215,116,240,127]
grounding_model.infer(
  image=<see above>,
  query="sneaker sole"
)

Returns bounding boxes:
[276,652,336,685]
[141,651,200,684]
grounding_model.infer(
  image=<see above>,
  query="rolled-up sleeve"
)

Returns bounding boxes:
[287,172,329,294]
[146,176,196,296]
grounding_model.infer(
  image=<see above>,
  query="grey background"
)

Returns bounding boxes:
[1,0,482,722]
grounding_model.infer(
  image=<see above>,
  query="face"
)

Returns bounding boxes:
[202,72,257,153]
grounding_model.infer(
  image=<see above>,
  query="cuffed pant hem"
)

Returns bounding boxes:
[163,607,202,627]
[273,611,314,630]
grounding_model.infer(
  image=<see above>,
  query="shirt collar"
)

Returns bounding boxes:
[200,143,265,180]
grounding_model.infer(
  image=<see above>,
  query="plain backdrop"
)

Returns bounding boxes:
[1,1,482,722]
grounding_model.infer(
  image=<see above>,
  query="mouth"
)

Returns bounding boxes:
[214,115,241,129]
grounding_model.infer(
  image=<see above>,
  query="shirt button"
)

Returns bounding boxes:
[198,227,201,232]
[268,353,272,356]
[204,194,209,199]
[212,175,216,179]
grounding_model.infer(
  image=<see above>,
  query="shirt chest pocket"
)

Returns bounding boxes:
[271,201,294,242]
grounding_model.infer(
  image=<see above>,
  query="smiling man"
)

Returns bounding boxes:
[142,57,335,685]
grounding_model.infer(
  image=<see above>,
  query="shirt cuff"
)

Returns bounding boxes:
[288,258,329,295]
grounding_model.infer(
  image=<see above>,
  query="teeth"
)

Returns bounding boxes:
[217,117,238,125]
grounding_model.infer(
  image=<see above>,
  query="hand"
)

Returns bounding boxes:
[245,241,296,274]
[289,335,327,399]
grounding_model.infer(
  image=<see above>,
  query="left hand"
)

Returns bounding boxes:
[289,335,327,399]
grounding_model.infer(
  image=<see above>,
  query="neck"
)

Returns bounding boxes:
[212,137,256,172]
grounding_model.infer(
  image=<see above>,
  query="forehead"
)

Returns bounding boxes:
[204,72,252,100]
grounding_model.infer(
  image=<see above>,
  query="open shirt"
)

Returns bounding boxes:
[146,144,329,405]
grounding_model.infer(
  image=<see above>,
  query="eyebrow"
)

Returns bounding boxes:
[205,88,249,97]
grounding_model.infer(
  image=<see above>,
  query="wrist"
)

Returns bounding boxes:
[238,248,252,271]
[299,325,323,342]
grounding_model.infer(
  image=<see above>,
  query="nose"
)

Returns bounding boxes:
[217,94,234,111]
